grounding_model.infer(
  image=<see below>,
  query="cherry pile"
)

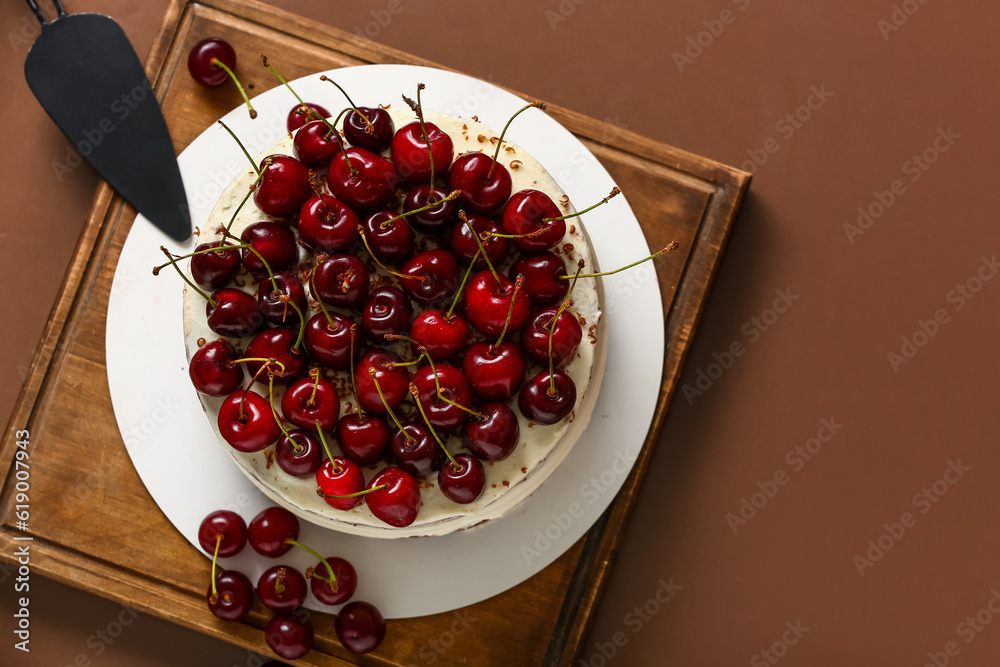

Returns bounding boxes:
[199,506,385,658]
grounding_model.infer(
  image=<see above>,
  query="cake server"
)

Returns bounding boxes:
[23,0,190,241]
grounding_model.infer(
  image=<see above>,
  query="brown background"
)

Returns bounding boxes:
[2,0,998,665]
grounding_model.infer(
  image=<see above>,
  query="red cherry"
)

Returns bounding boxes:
[518,370,577,424]
[218,389,281,453]
[189,339,244,396]
[335,601,386,654]
[336,414,389,466]
[400,249,458,305]
[245,328,307,385]
[280,374,340,432]
[361,210,415,264]
[206,288,266,338]
[402,186,457,234]
[390,423,445,477]
[354,350,410,414]
[449,213,508,270]
[312,254,371,309]
[463,402,520,461]
[522,307,582,367]
[365,467,421,527]
[297,195,359,253]
[240,221,298,275]
[257,564,307,611]
[391,120,454,186]
[510,252,569,307]
[362,286,413,342]
[410,310,468,361]
[462,341,526,400]
[317,456,365,510]
[275,430,323,478]
[328,147,398,211]
[292,119,342,168]
[411,364,472,432]
[501,189,565,251]
[207,570,253,621]
[191,241,241,289]
[264,613,314,660]
[254,155,312,219]
[438,454,485,504]
[310,557,357,606]
[303,312,358,370]
[256,271,307,326]
[463,271,530,336]
[187,38,235,87]
[247,506,299,557]
[449,152,512,214]
[287,102,330,132]
[198,510,248,556]
[344,106,395,152]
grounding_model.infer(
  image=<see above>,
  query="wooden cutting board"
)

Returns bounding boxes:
[0,0,749,664]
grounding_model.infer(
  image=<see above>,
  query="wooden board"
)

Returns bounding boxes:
[0,1,749,664]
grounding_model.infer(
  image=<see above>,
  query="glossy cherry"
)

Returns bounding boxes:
[191,241,241,289]
[438,454,485,504]
[218,389,281,452]
[198,510,248,556]
[317,456,366,510]
[257,565,307,611]
[280,374,340,432]
[361,286,413,341]
[401,185,456,233]
[365,467,421,527]
[256,271,307,325]
[189,339,244,396]
[518,369,577,424]
[335,601,386,654]
[247,506,299,557]
[297,194,358,253]
[206,288,266,338]
[463,402,520,461]
[463,271,530,336]
[336,414,390,466]
[275,430,323,477]
[344,106,394,153]
[328,147,398,211]
[522,306,583,367]
[450,213,508,270]
[462,341,526,400]
[311,556,357,606]
[361,210,415,264]
[510,252,569,307]
[207,570,254,622]
[411,364,472,432]
[391,120,454,186]
[240,221,298,275]
[265,613,314,660]
[400,249,458,305]
[390,423,445,477]
[254,155,312,219]
[501,189,565,251]
[354,349,410,414]
[245,328,307,385]
[312,254,371,309]
[293,119,342,168]
[303,312,357,370]
[449,152,512,214]
[187,38,236,87]
[410,310,468,362]
[287,102,330,132]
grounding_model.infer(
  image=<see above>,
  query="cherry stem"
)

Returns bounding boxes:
[226,177,261,234]
[459,211,500,284]
[480,227,547,240]
[409,383,459,469]
[491,275,524,352]
[209,533,222,602]
[239,361,278,422]
[389,337,485,420]
[548,298,573,393]
[369,368,411,439]
[487,100,545,180]
[559,242,680,280]
[327,106,359,177]
[156,246,215,305]
[307,368,320,406]
[284,539,337,586]
[307,170,341,214]
[319,484,387,499]
[379,190,461,230]
[356,225,428,284]
[319,75,374,131]
[315,421,337,466]
[217,121,260,174]
[231,357,287,372]
[268,375,293,441]
[403,84,436,201]
[211,58,257,119]
[309,262,338,331]
[543,187,621,223]
[273,567,287,595]
[348,324,363,419]
[446,248,480,320]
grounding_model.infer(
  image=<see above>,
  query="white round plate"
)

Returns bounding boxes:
[106,64,663,619]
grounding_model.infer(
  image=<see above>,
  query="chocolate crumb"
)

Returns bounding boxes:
[265,450,274,469]
[569,224,576,234]
[502,480,510,487]
[477,134,487,143]
[197,337,206,347]
[510,160,523,170]
[521,467,527,474]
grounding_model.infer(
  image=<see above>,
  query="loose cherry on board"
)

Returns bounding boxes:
[254,155,313,219]
[198,510,248,557]
[335,601,387,654]
[297,192,360,253]
[463,402,520,461]
[207,570,253,622]
[189,340,244,397]
[257,565,307,611]
[311,556,357,606]
[518,369,577,425]
[275,430,323,478]
[280,370,340,432]
[265,613,314,660]
[218,388,281,453]
[191,241,241,289]
[188,38,236,87]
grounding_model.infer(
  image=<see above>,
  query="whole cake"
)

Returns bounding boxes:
[178,91,608,538]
